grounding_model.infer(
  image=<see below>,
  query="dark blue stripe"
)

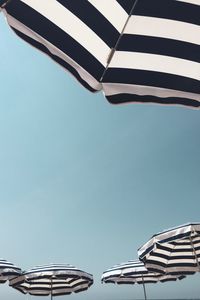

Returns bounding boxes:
[56,0,120,47]
[137,280,157,284]
[74,286,89,293]
[155,243,191,252]
[6,1,104,81]
[118,35,200,63]
[117,0,137,13]
[12,28,97,92]
[117,281,136,284]
[133,0,200,26]
[168,271,195,276]
[0,280,7,283]
[103,69,200,95]
[159,246,196,253]
[168,262,199,267]
[106,94,200,108]
[158,232,192,244]
[150,252,197,260]
[146,266,195,276]
[160,278,176,282]
[26,280,71,285]
[53,291,72,296]
[103,279,114,283]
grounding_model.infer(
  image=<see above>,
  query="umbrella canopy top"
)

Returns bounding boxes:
[9,263,93,296]
[0,259,22,283]
[138,222,200,275]
[101,260,185,284]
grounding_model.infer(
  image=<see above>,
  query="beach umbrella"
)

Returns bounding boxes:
[0,259,22,283]
[0,0,200,108]
[101,260,185,300]
[138,222,200,276]
[9,263,93,299]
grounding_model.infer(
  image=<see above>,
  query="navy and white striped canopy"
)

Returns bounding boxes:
[1,0,200,108]
[9,263,93,296]
[0,259,22,283]
[101,260,185,284]
[138,223,200,276]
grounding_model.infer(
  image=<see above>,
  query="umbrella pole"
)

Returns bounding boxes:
[141,275,147,300]
[51,277,53,300]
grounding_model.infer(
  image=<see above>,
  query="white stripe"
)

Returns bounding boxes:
[103,83,200,102]
[5,13,102,91]
[146,257,168,264]
[175,0,200,5]
[167,258,198,263]
[20,0,110,65]
[171,244,200,250]
[110,52,200,81]
[88,0,128,32]
[125,16,200,45]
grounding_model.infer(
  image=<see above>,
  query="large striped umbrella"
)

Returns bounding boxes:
[102,260,185,300]
[138,223,200,276]
[0,259,22,283]
[0,0,200,108]
[9,263,93,299]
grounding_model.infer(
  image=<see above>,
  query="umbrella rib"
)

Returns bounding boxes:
[100,0,140,82]
[0,0,11,11]
[165,241,176,274]
[189,233,200,272]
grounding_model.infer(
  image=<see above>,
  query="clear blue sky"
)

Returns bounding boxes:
[0,13,200,300]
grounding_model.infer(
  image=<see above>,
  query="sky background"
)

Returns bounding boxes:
[0,12,200,300]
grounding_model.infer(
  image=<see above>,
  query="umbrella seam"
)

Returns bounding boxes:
[100,0,140,82]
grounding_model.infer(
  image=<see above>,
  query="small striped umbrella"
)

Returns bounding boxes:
[9,263,93,299]
[101,260,185,300]
[138,222,200,276]
[0,259,22,283]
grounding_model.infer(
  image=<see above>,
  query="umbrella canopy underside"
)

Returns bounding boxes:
[1,0,200,108]
[10,264,93,296]
[138,223,200,275]
[0,259,22,283]
[102,260,185,284]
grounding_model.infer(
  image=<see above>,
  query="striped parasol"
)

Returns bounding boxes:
[0,259,22,283]
[138,222,200,276]
[9,263,93,299]
[102,260,185,300]
[0,0,200,108]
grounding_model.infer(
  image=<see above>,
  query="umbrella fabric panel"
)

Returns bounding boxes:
[2,0,135,92]
[101,260,185,284]
[102,0,200,108]
[0,259,22,283]
[138,223,200,275]
[10,264,93,296]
